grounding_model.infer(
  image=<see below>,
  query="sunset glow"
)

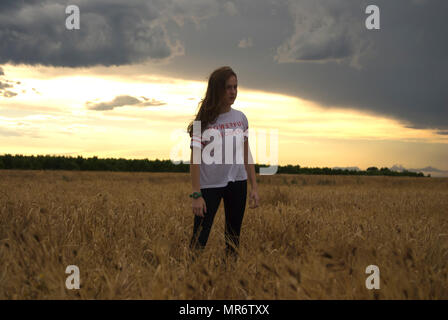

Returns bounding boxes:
[1,63,447,175]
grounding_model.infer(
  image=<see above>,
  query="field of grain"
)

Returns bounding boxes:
[0,170,447,299]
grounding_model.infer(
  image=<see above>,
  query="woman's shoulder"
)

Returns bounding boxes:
[231,107,247,119]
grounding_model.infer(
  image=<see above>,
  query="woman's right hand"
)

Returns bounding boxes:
[192,197,207,217]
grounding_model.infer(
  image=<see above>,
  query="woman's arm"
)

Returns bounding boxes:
[244,139,260,208]
[190,148,206,216]
[244,139,258,191]
[190,148,201,193]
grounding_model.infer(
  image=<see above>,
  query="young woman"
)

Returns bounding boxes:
[186,66,260,260]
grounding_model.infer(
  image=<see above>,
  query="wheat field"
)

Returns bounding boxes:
[0,169,447,299]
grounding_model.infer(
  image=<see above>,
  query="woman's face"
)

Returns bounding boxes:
[223,75,237,106]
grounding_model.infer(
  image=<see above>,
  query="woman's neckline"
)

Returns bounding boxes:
[219,107,232,115]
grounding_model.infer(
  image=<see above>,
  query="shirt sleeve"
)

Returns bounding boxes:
[242,112,249,141]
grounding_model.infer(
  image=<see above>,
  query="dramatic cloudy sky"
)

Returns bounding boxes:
[1,0,447,175]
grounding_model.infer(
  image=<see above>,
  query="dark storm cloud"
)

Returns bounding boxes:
[1,0,447,131]
[85,95,166,111]
[274,0,370,67]
[271,0,448,131]
[149,0,448,131]
[0,0,223,67]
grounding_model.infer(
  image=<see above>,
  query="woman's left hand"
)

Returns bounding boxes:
[249,188,260,208]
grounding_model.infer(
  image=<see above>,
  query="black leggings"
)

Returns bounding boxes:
[189,179,247,257]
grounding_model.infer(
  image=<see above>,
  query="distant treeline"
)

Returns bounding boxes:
[0,154,428,177]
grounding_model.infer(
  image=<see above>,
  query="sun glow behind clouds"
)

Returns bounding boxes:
[0,63,447,170]
[241,91,447,143]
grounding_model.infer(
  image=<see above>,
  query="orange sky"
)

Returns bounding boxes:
[1,63,447,175]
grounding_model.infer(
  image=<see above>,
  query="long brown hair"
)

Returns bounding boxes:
[187,66,237,137]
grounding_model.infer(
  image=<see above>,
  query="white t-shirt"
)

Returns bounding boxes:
[190,107,248,189]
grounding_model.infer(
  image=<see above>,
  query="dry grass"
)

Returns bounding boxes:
[0,170,447,299]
